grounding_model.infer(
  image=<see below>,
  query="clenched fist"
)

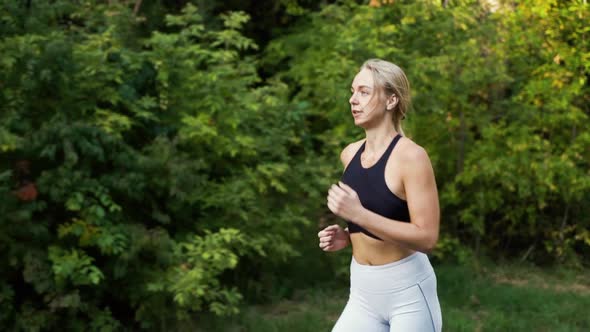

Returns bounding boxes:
[326,181,365,223]
[318,224,350,252]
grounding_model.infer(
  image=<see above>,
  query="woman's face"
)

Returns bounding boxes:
[349,68,385,127]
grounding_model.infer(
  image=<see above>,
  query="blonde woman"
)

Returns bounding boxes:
[319,59,442,332]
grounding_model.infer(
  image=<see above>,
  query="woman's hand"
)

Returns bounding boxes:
[318,224,350,251]
[326,181,366,223]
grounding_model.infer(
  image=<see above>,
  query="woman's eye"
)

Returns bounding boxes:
[350,90,370,96]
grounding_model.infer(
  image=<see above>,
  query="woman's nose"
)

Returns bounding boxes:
[349,93,358,105]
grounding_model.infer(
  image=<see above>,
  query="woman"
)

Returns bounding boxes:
[318,59,442,332]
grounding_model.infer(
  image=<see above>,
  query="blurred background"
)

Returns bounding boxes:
[1,0,588,331]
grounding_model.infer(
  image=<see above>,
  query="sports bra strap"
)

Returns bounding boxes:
[378,134,402,167]
[359,134,402,169]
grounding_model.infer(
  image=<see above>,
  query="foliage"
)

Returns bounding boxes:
[0,1,328,329]
[0,0,588,329]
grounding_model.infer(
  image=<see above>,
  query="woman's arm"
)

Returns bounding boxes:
[327,145,440,253]
[317,141,361,252]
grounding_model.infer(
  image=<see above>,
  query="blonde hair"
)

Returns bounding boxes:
[361,59,411,135]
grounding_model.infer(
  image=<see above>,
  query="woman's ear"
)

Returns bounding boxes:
[386,94,398,110]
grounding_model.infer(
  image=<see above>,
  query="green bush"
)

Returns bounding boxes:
[0,2,331,329]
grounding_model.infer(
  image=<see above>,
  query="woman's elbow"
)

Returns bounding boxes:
[420,233,439,254]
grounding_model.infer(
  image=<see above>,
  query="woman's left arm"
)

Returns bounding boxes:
[327,146,440,253]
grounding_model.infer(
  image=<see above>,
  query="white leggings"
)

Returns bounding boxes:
[332,252,442,332]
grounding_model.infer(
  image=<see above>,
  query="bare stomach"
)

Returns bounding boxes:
[350,233,415,265]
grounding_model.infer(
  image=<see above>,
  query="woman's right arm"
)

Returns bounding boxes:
[317,142,359,252]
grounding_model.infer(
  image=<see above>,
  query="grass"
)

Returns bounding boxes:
[196,261,590,332]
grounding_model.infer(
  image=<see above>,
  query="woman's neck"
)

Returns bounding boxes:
[363,126,398,155]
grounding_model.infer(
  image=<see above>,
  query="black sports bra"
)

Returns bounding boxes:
[340,134,410,240]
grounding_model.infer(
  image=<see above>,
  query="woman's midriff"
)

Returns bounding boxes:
[350,233,415,266]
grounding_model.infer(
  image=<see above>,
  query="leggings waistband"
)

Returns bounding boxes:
[350,252,434,294]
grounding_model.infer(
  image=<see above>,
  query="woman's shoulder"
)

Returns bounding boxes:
[340,139,365,168]
[396,136,432,170]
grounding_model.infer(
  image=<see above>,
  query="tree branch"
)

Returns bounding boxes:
[133,0,143,16]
